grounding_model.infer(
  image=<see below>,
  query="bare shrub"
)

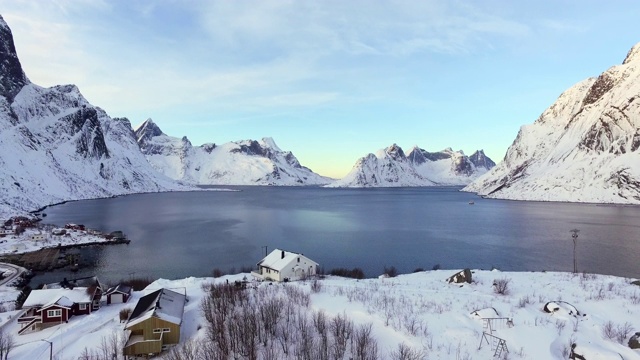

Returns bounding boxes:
[383,266,399,278]
[330,268,366,279]
[119,308,132,323]
[330,313,353,359]
[601,321,633,343]
[432,264,441,271]
[352,323,378,360]
[492,278,511,295]
[517,295,531,308]
[390,342,424,360]
[616,322,634,344]
[162,338,203,360]
[0,329,15,360]
[211,268,225,278]
[310,279,323,293]
[413,268,425,273]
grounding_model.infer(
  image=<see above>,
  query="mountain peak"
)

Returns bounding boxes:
[261,137,282,152]
[385,143,406,160]
[0,14,29,101]
[623,42,640,65]
[135,118,165,141]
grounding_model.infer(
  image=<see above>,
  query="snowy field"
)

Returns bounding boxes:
[0,270,639,359]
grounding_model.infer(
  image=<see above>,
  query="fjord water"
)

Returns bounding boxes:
[34,187,640,284]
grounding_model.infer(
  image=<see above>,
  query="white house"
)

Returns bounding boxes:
[30,233,45,241]
[252,249,319,282]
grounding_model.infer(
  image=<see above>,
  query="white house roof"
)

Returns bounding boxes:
[125,288,185,328]
[23,288,92,309]
[257,249,318,271]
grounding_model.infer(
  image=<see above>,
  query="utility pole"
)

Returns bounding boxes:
[570,229,580,273]
[262,246,268,257]
[40,339,52,360]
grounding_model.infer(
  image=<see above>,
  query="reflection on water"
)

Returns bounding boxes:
[32,186,640,285]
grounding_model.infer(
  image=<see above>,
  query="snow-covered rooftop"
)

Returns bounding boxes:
[257,249,318,271]
[126,288,185,328]
[23,288,92,308]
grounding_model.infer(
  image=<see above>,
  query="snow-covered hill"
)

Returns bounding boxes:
[0,15,187,218]
[464,43,640,204]
[135,119,332,185]
[330,143,494,187]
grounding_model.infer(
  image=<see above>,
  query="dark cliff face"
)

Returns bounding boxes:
[135,119,165,146]
[469,150,496,170]
[231,140,271,157]
[0,15,28,101]
[61,108,110,159]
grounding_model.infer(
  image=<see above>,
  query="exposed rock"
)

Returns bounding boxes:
[447,268,472,284]
[0,15,28,101]
[629,332,640,349]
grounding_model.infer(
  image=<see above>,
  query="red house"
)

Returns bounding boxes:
[18,287,97,335]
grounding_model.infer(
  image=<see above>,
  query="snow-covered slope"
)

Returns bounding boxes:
[4,270,640,359]
[0,15,186,218]
[464,43,640,204]
[330,144,494,187]
[135,119,332,185]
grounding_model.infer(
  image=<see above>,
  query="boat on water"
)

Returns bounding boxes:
[468,200,475,205]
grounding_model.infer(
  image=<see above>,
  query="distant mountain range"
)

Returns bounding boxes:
[464,42,640,204]
[330,144,495,187]
[134,119,331,186]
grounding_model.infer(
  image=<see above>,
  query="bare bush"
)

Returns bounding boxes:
[211,268,225,278]
[492,278,511,295]
[602,321,633,344]
[390,342,424,360]
[119,308,132,323]
[330,268,366,279]
[383,266,398,278]
[310,279,323,293]
[353,324,378,360]
[0,329,15,360]
[330,313,353,359]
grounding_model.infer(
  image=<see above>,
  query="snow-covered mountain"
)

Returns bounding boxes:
[329,144,494,187]
[0,15,186,218]
[134,119,332,185]
[464,43,640,204]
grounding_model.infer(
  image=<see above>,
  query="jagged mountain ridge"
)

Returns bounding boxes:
[134,119,332,185]
[464,42,640,203]
[0,15,187,217]
[329,144,494,187]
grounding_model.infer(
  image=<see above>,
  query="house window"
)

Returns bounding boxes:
[79,304,87,310]
[47,309,62,317]
[297,257,300,263]
[153,328,171,333]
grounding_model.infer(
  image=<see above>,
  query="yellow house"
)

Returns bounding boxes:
[123,288,185,358]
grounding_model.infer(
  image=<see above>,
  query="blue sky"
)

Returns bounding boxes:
[2,1,639,178]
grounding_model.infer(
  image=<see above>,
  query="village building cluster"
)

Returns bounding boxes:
[8,247,319,358]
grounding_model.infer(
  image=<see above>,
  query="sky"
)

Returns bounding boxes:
[1,1,639,179]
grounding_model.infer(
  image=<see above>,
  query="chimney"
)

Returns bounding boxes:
[281,250,285,259]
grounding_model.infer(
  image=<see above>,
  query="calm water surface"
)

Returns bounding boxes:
[33,186,640,285]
